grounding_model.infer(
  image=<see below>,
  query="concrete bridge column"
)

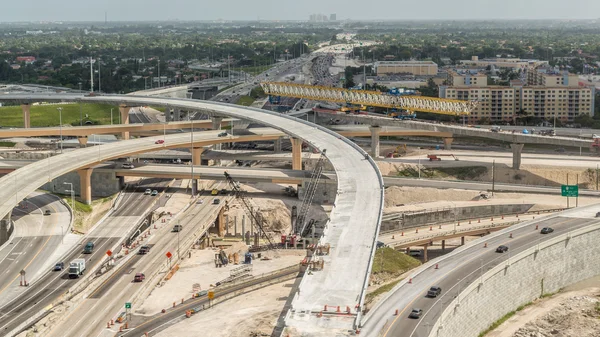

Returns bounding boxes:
[423,243,428,262]
[192,147,204,166]
[119,105,131,140]
[21,104,31,128]
[291,138,303,170]
[77,168,93,204]
[77,136,88,147]
[370,126,382,157]
[443,137,454,150]
[441,239,446,252]
[274,137,283,153]
[511,143,524,170]
[212,117,223,151]
[461,236,465,246]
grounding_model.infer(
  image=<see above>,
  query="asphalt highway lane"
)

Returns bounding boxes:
[380,216,597,337]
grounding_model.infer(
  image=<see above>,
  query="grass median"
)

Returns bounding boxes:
[0,103,118,127]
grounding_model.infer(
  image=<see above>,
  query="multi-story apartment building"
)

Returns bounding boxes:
[374,61,438,76]
[440,68,595,123]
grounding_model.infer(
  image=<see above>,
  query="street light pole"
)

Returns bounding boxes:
[177,220,181,260]
[111,108,113,125]
[63,182,74,244]
[57,107,63,153]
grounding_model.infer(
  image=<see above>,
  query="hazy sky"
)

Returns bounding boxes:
[1,0,599,22]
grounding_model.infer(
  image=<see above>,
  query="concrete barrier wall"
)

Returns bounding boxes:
[428,224,600,337]
[381,204,534,231]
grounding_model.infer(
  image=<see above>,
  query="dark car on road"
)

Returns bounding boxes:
[139,245,151,254]
[53,262,64,271]
[171,225,183,233]
[408,308,423,319]
[133,273,145,282]
[496,245,509,253]
[427,286,442,298]
[540,227,554,234]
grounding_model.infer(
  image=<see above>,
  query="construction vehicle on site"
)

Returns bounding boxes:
[386,144,407,158]
[427,154,459,161]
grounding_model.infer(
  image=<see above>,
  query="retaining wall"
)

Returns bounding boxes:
[428,224,600,337]
[39,170,122,198]
[381,204,534,231]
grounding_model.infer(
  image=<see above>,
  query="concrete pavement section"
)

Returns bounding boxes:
[0,94,384,335]
[0,192,71,308]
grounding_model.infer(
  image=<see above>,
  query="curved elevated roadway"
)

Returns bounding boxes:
[361,204,600,337]
[0,93,384,335]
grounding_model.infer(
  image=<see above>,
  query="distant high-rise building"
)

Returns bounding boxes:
[330,14,336,21]
[309,13,329,22]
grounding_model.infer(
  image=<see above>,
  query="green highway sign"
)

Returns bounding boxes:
[561,185,578,197]
[125,302,132,309]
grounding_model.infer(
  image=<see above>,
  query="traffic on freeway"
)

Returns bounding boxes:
[0,180,168,335]
[362,211,600,336]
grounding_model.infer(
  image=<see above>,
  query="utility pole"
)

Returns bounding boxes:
[98,59,101,93]
[228,54,231,84]
[566,173,569,208]
[492,160,495,196]
[576,174,579,207]
[90,57,94,92]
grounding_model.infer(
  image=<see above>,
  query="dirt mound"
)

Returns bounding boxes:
[384,186,480,208]
[513,295,600,337]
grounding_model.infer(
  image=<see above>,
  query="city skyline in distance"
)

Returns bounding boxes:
[1,0,600,22]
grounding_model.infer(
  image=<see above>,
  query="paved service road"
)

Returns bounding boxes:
[361,205,600,337]
[46,189,230,337]
[0,192,70,307]
[0,180,167,336]
[382,176,600,197]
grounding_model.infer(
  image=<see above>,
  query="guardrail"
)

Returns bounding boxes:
[359,206,565,329]
[380,207,566,234]
[386,222,518,248]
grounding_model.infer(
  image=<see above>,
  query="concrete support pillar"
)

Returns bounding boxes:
[21,104,31,129]
[443,137,454,151]
[461,236,465,246]
[174,109,181,121]
[77,136,88,147]
[119,105,131,140]
[77,168,93,205]
[211,117,223,130]
[511,143,524,170]
[274,137,283,153]
[212,117,223,151]
[441,239,446,252]
[191,179,198,196]
[291,138,303,170]
[191,147,204,166]
[218,205,226,237]
[369,126,382,157]
[423,244,428,262]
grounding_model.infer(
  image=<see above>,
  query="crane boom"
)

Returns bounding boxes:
[260,82,478,116]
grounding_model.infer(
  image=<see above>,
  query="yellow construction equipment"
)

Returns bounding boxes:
[260,82,478,116]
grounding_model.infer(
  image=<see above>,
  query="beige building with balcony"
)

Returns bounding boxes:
[447,70,488,87]
[374,61,438,76]
[440,69,595,123]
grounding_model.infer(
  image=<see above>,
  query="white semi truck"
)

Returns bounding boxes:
[68,259,86,279]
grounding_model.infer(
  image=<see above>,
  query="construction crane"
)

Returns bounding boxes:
[260,82,478,116]
[296,150,327,237]
[224,171,276,250]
